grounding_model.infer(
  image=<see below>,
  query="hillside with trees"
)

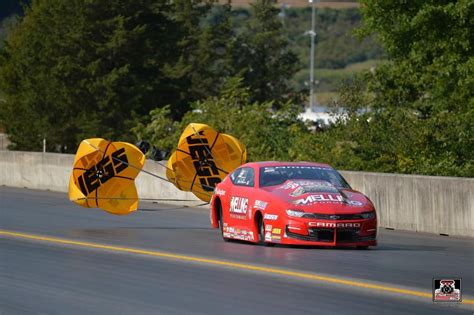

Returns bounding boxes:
[0,0,471,177]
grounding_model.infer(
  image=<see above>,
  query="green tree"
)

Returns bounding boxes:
[163,1,247,119]
[133,77,308,161]
[320,0,474,176]
[179,3,235,102]
[0,0,182,151]
[233,0,300,103]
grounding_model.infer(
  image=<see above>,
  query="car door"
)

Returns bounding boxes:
[224,167,257,241]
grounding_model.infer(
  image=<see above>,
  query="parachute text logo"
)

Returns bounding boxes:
[186,131,221,192]
[78,148,129,196]
[167,123,247,202]
[68,138,145,215]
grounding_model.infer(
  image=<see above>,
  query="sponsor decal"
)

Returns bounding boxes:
[186,131,221,191]
[263,214,278,221]
[230,196,248,216]
[280,179,334,190]
[433,279,462,302]
[309,222,361,228]
[279,181,300,190]
[265,232,272,242]
[347,200,364,207]
[230,214,247,220]
[272,235,281,241]
[294,193,344,205]
[270,166,329,170]
[289,181,338,197]
[225,228,254,241]
[290,186,307,197]
[215,188,226,196]
[271,228,282,234]
[236,178,250,185]
[254,200,268,210]
[265,225,273,232]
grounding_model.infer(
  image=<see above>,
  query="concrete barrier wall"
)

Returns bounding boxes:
[340,171,474,237]
[0,151,200,204]
[0,151,472,237]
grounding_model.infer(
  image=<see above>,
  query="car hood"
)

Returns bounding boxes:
[261,180,372,214]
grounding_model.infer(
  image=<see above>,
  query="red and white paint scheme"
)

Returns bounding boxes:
[210,162,377,248]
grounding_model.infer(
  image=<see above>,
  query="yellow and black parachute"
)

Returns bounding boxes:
[68,138,145,215]
[68,124,246,214]
[166,123,247,202]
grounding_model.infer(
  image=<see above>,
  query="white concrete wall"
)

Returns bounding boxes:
[340,171,474,237]
[0,151,472,237]
[0,151,200,204]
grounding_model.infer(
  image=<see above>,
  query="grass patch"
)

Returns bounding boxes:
[292,59,386,93]
[315,92,339,105]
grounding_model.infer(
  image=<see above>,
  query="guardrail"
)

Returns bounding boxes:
[1,151,472,237]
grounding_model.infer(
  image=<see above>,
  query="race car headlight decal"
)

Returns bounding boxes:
[286,209,305,217]
[360,211,376,219]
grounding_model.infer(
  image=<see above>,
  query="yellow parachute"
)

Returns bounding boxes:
[166,123,247,202]
[68,138,145,215]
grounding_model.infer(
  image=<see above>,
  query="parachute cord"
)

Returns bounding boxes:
[151,160,173,172]
[74,197,208,202]
[138,202,209,211]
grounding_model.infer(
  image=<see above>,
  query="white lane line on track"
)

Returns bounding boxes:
[1,229,473,305]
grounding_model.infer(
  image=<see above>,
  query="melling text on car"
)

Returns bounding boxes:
[210,162,377,248]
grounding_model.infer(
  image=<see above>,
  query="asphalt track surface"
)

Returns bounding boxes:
[1,187,473,314]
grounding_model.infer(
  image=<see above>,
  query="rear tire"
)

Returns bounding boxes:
[218,205,230,242]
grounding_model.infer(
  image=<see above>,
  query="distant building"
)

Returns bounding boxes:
[298,106,337,128]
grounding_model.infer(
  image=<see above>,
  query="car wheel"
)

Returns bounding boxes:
[357,246,369,250]
[218,205,230,242]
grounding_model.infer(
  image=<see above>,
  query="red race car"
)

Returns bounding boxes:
[210,162,377,248]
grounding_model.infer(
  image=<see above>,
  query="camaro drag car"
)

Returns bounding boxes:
[210,162,377,248]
